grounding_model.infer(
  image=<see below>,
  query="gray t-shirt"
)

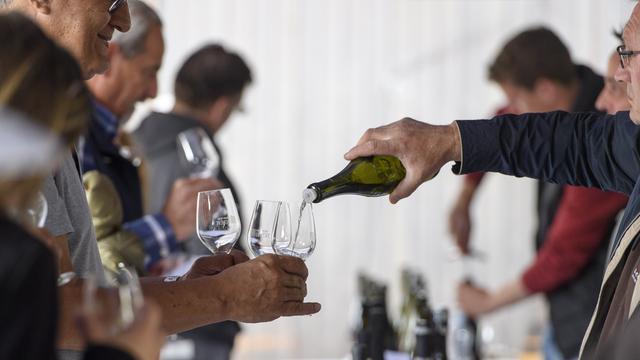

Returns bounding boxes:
[43,152,107,360]
[42,151,107,285]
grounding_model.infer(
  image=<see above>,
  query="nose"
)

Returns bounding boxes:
[110,3,131,33]
[595,90,609,113]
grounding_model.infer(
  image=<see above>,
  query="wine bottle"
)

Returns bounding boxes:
[303,155,406,204]
[412,318,430,360]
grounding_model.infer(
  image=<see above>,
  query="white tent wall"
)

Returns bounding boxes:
[136,0,635,358]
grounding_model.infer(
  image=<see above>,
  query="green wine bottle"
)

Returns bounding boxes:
[303,155,406,204]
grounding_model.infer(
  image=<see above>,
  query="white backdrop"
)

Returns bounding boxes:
[134,0,636,358]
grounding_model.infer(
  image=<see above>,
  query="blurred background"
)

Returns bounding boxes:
[129,0,635,358]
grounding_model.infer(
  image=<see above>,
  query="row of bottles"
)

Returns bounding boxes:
[352,271,448,360]
[353,270,480,360]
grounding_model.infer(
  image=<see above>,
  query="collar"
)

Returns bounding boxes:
[92,101,119,144]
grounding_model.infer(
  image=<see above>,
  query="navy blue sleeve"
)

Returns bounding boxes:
[453,111,640,195]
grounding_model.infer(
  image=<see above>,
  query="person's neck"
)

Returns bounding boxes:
[554,81,580,112]
[172,101,211,131]
[94,97,122,118]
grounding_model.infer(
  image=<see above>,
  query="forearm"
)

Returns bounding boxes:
[140,276,227,334]
[455,178,479,208]
[55,235,74,274]
[453,112,639,194]
[485,279,530,313]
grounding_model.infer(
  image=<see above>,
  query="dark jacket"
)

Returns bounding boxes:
[0,216,135,360]
[455,110,640,359]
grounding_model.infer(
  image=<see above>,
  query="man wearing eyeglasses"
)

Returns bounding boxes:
[345,3,640,359]
[0,1,320,359]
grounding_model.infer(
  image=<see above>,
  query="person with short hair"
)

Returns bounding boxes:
[133,43,252,359]
[449,27,628,359]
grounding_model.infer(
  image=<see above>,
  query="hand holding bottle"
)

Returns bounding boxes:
[344,118,461,203]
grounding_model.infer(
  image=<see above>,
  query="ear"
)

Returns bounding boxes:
[210,96,234,119]
[28,0,53,15]
[532,78,558,104]
[204,97,233,132]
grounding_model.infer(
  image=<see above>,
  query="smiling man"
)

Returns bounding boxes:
[345,3,640,359]
[0,0,131,78]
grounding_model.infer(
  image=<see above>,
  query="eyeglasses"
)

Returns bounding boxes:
[109,0,127,13]
[617,45,640,69]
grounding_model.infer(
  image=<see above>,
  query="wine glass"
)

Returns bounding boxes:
[82,264,144,334]
[275,201,316,260]
[247,200,291,257]
[176,127,220,178]
[18,191,48,228]
[196,189,241,254]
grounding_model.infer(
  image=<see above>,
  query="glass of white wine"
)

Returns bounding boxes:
[196,189,241,254]
[247,200,291,257]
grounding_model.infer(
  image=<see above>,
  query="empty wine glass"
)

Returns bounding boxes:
[176,127,220,178]
[247,200,291,257]
[275,201,316,260]
[196,189,241,254]
[82,264,144,334]
[15,191,48,228]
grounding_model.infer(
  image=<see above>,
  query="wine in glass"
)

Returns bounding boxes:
[247,200,291,257]
[176,127,220,178]
[196,189,241,254]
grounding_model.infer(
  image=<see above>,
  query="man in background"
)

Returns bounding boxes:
[82,0,219,275]
[133,43,252,359]
[449,27,627,359]
[85,3,246,358]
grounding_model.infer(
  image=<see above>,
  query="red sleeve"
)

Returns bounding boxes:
[465,172,485,186]
[521,186,628,293]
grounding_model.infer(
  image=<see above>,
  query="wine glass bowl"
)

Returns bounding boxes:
[275,202,316,260]
[196,189,241,254]
[247,200,291,257]
[176,127,220,178]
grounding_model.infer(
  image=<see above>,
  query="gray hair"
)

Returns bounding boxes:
[112,0,162,58]
[0,0,14,8]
